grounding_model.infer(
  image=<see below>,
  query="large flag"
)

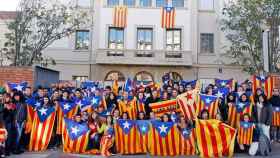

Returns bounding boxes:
[62,118,89,153]
[178,128,196,155]
[272,106,280,126]
[29,106,56,151]
[196,94,218,119]
[7,81,28,91]
[195,119,236,158]
[113,6,127,28]
[114,119,138,154]
[135,120,150,153]
[56,101,79,135]
[228,101,252,128]
[148,121,179,156]
[161,6,176,28]
[215,87,230,99]
[25,98,42,133]
[149,99,180,117]
[118,98,137,120]
[215,79,236,91]
[177,91,197,120]
[252,75,274,98]
[100,127,114,156]
[237,121,254,145]
[124,78,133,92]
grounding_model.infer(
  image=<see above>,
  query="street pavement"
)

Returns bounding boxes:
[8,142,280,158]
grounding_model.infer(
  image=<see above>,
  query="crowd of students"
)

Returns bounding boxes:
[0,78,279,157]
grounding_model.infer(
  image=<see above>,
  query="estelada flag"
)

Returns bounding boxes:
[196,94,218,119]
[228,101,252,128]
[161,6,176,28]
[252,75,274,98]
[62,118,89,153]
[149,99,179,117]
[272,107,280,126]
[135,120,150,153]
[113,6,127,28]
[29,106,56,151]
[195,119,236,158]
[112,80,119,96]
[114,119,138,154]
[177,128,196,155]
[56,101,79,134]
[118,99,138,120]
[148,120,179,156]
[215,79,236,91]
[25,98,42,133]
[177,91,197,120]
[237,121,254,145]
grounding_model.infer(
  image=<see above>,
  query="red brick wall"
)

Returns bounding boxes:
[0,67,34,87]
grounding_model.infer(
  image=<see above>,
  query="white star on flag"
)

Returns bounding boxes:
[39,108,47,115]
[216,91,224,98]
[76,101,83,107]
[71,126,79,136]
[243,123,248,128]
[123,121,130,129]
[35,102,41,107]
[238,103,245,108]
[221,81,227,86]
[92,98,98,105]
[205,98,212,104]
[15,85,24,91]
[91,87,96,92]
[183,130,189,135]
[276,107,280,111]
[159,124,168,134]
[63,103,71,110]
[260,75,266,80]
[141,126,147,132]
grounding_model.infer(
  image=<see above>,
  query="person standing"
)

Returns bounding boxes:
[252,94,272,140]
[269,89,280,142]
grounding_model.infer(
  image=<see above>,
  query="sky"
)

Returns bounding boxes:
[0,0,20,11]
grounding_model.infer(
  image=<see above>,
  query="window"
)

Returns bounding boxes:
[75,30,90,50]
[172,0,184,7]
[77,0,91,8]
[139,0,152,7]
[107,0,119,6]
[200,33,214,54]
[108,27,124,49]
[137,28,153,50]
[73,76,88,81]
[105,71,125,81]
[199,0,214,10]
[156,0,167,7]
[166,29,181,50]
[134,71,154,83]
[124,0,135,6]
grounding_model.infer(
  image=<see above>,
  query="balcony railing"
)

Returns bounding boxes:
[95,49,192,66]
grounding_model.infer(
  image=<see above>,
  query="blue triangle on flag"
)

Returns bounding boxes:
[240,121,253,129]
[235,101,250,113]
[8,81,28,91]
[37,106,55,122]
[256,75,268,83]
[136,120,150,135]
[59,101,76,114]
[64,118,89,140]
[151,120,174,137]
[118,119,135,135]
[91,96,101,108]
[215,87,230,98]
[200,94,217,106]
[181,128,192,139]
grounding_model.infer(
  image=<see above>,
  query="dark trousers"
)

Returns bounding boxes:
[5,122,16,154]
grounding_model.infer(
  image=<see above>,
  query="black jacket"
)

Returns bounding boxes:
[144,97,161,116]
[269,95,280,107]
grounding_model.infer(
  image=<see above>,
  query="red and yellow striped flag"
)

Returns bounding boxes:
[148,121,179,156]
[178,129,196,155]
[149,99,180,117]
[135,120,150,153]
[62,118,89,153]
[195,119,236,158]
[113,6,127,28]
[196,94,219,119]
[272,107,280,126]
[177,91,197,120]
[228,102,253,128]
[25,105,35,134]
[114,119,138,154]
[56,102,79,134]
[161,6,176,28]
[237,122,254,145]
[112,80,119,96]
[252,75,274,99]
[118,99,138,120]
[29,106,56,151]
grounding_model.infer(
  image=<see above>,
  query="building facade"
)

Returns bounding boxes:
[2,0,251,85]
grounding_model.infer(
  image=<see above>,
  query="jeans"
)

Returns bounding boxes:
[16,122,24,149]
[270,126,280,141]
[258,123,270,140]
